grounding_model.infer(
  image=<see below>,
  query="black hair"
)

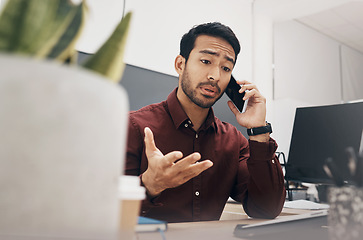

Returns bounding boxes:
[180,22,241,63]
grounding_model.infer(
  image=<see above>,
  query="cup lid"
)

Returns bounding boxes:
[119,175,146,200]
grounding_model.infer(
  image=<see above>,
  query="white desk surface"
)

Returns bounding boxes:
[135,202,316,240]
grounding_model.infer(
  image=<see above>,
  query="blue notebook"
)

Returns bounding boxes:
[135,216,168,232]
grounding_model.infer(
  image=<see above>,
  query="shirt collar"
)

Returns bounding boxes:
[166,88,217,131]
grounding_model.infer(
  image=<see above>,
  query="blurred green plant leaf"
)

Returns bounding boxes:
[45,1,87,61]
[82,12,132,83]
[0,0,132,82]
[0,0,86,61]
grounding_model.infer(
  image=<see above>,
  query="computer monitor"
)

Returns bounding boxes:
[285,101,363,184]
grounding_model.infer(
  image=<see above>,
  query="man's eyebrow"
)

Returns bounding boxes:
[199,50,235,64]
[225,56,235,65]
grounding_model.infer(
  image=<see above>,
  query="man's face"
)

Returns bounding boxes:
[178,35,235,109]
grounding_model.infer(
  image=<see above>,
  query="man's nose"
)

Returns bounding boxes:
[208,67,221,81]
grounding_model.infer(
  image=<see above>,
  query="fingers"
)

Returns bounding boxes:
[240,82,258,94]
[243,89,265,102]
[174,152,201,169]
[175,158,213,183]
[165,151,213,177]
[235,80,265,102]
[236,80,258,93]
[144,127,183,166]
[173,153,213,173]
[144,127,157,152]
[164,151,183,166]
[236,80,256,90]
[193,160,213,171]
[184,160,214,180]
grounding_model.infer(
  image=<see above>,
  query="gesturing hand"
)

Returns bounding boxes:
[141,127,213,197]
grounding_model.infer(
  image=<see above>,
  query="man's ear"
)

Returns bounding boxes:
[174,55,185,75]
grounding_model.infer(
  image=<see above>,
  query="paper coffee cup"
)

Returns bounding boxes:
[119,175,145,238]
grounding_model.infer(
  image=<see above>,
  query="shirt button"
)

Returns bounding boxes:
[272,159,275,164]
[195,191,200,196]
[184,123,188,128]
[188,120,192,124]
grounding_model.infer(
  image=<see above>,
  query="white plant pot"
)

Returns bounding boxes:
[0,54,129,239]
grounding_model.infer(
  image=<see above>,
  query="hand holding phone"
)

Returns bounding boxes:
[225,75,245,112]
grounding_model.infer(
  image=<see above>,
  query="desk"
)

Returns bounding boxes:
[136,202,327,240]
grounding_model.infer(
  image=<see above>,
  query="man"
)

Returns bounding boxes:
[126,22,286,223]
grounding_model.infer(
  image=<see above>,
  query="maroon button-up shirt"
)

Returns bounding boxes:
[125,88,285,223]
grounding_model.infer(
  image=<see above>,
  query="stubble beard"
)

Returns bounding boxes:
[180,70,223,109]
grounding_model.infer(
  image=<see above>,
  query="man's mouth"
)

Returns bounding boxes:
[200,85,219,98]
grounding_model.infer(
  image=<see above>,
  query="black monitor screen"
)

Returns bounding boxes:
[285,101,363,184]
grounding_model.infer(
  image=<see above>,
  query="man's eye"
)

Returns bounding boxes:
[201,59,211,64]
[223,66,231,72]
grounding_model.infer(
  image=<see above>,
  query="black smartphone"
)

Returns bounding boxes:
[225,75,245,112]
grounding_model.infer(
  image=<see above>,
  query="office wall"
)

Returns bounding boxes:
[273,20,339,157]
[341,45,363,102]
[76,0,254,81]
[125,0,253,81]
[75,0,125,54]
[272,20,363,157]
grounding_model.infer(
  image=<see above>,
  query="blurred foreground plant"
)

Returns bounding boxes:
[0,0,132,82]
